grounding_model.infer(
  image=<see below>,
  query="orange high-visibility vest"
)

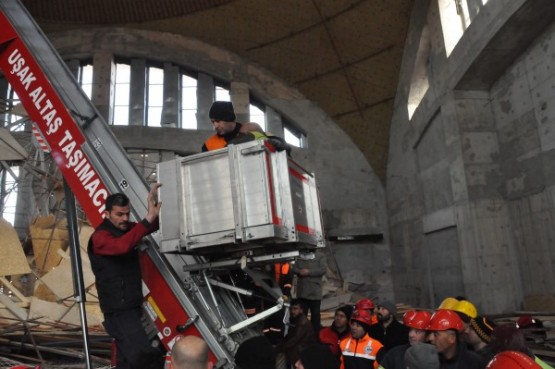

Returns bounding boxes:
[204,134,227,151]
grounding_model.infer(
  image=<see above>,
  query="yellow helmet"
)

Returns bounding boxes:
[453,300,478,318]
[437,297,459,310]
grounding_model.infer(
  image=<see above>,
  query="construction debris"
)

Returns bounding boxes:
[0,217,110,368]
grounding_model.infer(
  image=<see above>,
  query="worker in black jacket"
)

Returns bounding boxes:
[367,301,409,354]
[427,310,487,369]
[88,184,163,369]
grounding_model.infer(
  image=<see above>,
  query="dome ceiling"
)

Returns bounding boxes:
[21,0,414,181]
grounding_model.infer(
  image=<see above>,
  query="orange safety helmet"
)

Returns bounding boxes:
[437,297,459,310]
[486,351,541,369]
[403,310,432,330]
[452,300,478,319]
[355,298,375,311]
[351,309,373,327]
[427,309,464,332]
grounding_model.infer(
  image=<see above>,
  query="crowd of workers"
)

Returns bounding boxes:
[227,296,553,369]
[85,101,553,369]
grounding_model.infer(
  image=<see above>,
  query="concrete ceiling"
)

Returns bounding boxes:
[21,0,414,181]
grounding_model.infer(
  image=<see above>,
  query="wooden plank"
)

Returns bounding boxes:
[39,253,95,300]
[0,218,31,276]
[29,297,79,325]
[29,215,69,275]
[28,297,103,327]
[0,294,28,320]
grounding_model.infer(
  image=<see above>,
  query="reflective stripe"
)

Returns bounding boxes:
[340,335,382,368]
[341,351,377,361]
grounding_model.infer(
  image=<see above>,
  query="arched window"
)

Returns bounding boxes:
[69,58,306,147]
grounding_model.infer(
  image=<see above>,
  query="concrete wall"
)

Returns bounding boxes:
[388,0,555,312]
[47,28,394,300]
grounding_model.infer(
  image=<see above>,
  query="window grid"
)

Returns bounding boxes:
[1,166,19,225]
[181,74,198,129]
[147,66,164,127]
[80,64,93,100]
[113,63,130,125]
[66,60,306,148]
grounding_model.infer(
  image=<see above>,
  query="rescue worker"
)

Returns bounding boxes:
[170,335,213,369]
[275,262,294,298]
[451,299,478,324]
[235,336,277,369]
[293,250,327,333]
[489,323,555,369]
[486,351,542,369]
[464,316,495,361]
[340,310,384,369]
[367,301,409,354]
[437,297,459,311]
[404,343,439,369]
[201,101,266,152]
[88,185,164,369]
[277,299,316,367]
[427,309,487,369]
[263,262,293,344]
[295,344,340,369]
[378,310,432,369]
[354,298,378,325]
[319,305,353,357]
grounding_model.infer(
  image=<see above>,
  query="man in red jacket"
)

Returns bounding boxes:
[320,305,353,357]
[88,184,163,369]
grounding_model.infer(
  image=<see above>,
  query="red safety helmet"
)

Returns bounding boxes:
[486,351,541,369]
[355,298,375,311]
[427,309,464,332]
[403,310,432,330]
[351,309,373,327]
[516,314,535,329]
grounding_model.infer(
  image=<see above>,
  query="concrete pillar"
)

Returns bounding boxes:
[230,81,250,123]
[197,73,215,131]
[161,62,179,128]
[129,59,146,126]
[91,52,115,124]
[266,106,283,138]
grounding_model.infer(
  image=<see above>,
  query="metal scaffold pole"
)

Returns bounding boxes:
[64,179,92,369]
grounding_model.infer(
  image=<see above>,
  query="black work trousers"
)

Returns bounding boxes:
[102,307,164,369]
[299,298,321,333]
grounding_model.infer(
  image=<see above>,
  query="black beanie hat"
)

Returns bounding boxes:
[209,101,236,122]
[235,336,276,369]
[336,305,354,321]
[299,344,339,369]
[470,316,495,343]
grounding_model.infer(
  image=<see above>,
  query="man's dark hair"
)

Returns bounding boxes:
[105,193,130,211]
[290,298,308,312]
